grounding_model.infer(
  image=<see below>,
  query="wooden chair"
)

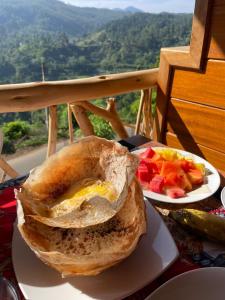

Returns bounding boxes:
[153,0,225,177]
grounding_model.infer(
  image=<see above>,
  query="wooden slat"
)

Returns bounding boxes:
[208,0,225,59]
[71,104,94,136]
[171,60,225,109]
[165,132,225,172]
[0,69,158,113]
[0,171,6,183]
[67,104,74,144]
[73,99,128,139]
[135,90,145,135]
[142,89,152,138]
[214,0,225,5]
[0,157,19,178]
[167,98,225,154]
[47,105,58,158]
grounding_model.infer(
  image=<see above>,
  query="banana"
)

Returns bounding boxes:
[170,209,225,244]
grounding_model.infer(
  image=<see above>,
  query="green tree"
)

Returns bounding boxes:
[2,120,30,140]
[90,115,115,140]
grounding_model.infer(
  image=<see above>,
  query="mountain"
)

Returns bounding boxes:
[113,6,143,13]
[0,10,192,84]
[0,0,130,38]
[0,6,193,150]
[80,12,192,72]
[124,7,143,13]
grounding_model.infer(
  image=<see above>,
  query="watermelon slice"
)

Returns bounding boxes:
[137,147,205,199]
[149,175,164,193]
[140,148,155,159]
[166,187,186,198]
[140,158,158,174]
[136,164,152,184]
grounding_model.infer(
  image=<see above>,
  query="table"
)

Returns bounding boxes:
[0,139,224,300]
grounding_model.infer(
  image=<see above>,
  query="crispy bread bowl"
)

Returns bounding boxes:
[16,136,147,277]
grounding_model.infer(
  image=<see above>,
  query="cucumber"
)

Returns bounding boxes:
[170,209,225,244]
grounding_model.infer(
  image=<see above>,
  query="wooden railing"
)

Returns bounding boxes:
[0,68,158,180]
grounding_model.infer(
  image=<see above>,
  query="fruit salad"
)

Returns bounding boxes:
[136,147,205,198]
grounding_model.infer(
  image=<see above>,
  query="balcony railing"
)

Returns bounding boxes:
[0,68,158,180]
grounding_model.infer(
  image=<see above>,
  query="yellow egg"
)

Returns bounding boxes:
[50,179,118,217]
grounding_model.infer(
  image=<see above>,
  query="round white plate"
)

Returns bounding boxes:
[133,147,220,204]
[12,200,178,300]
[221,187,225,208]
[145,267,225,300]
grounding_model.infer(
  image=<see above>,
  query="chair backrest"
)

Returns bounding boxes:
[154,0,225,174]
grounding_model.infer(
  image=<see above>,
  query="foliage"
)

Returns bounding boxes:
[90,115,115,140]
[0,0,129,38]
[0,9,192,83]
[0,2,193,153]
[2,120,30,140]
[2,137,16,154]
[16,136,48,149]
[118,92,140,123]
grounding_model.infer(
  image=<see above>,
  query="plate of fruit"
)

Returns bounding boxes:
[134,147,220,204]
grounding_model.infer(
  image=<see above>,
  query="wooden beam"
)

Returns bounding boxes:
[47,105,57,158]
[0,69,158,113]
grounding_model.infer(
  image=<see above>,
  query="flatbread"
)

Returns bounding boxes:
[16,136,139,228]
[17,179,147,277]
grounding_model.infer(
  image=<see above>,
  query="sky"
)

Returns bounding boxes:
[62,0,195,13]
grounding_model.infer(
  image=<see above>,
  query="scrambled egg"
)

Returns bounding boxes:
[50,179,118,217]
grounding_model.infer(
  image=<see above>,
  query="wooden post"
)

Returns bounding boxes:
[67,104,74,143]
[47,105,57,158]
[139,89,152,139]
[149,88,154,138]
[70,104,94,136]
[135,90,145,135]
[106,98,128,139]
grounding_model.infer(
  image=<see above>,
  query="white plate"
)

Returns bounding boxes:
[12,201,178,300]
[221,187,225,208]
[145,267,225,300]
[133,147,220,204]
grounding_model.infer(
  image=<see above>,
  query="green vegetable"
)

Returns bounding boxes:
[170,209,225,244]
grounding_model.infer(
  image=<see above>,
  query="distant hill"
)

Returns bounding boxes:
[113,6,143,13]
[0,4,193,146]
[0,8,192,84]
[80,12,193,72]
[0,0,130,38]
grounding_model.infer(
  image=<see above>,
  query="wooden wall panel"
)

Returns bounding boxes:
[171,60,225,109]
[165,132,225,172]
[208,0,225,59]
[167,99,225,154]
